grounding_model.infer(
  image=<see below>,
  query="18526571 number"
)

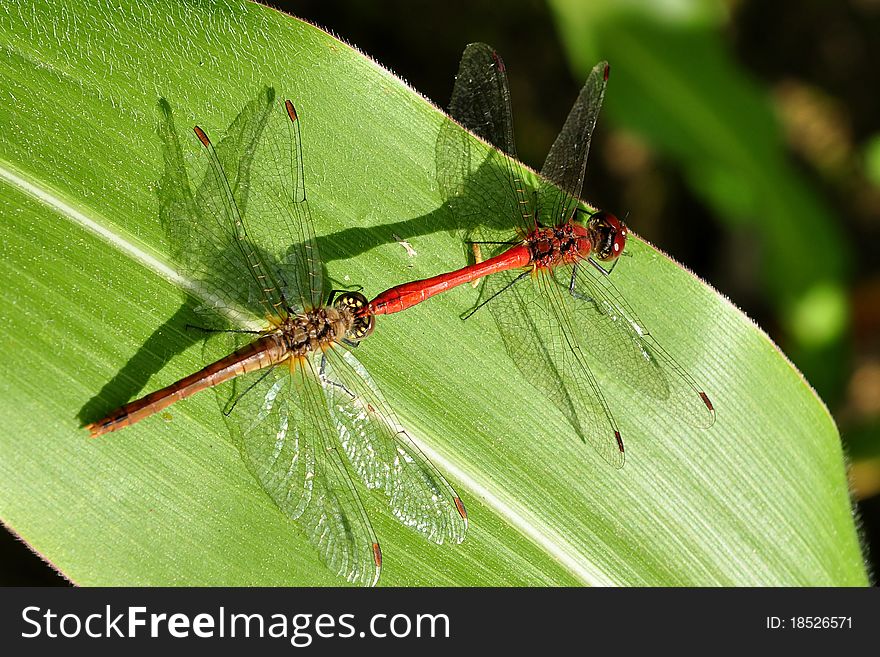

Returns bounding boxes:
[790,617,851,629]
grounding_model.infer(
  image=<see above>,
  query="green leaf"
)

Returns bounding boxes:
[0,1,866,585]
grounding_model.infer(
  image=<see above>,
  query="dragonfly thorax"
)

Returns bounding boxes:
[526,223,592,269]
[280,307,351,357]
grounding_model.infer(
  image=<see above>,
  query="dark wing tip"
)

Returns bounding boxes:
[699,391,717,427]
[284,99,298,123]
[603,62,610,82]
[700,390,715,413]
[699,391,714,412]
[193,125,211,148]
[454,496,468,521]
[614,431,626,469]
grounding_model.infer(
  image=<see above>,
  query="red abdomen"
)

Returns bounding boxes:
[367,243,531,316]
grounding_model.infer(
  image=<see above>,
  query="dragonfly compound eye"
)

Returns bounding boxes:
[335,291,375,340]
[589,211,627,262]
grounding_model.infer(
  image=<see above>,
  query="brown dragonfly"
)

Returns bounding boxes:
[86,89,467,585]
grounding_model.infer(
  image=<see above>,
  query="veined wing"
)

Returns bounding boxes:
[480,266,625,468]
[320,347,467,545]
[449,43,517,159]
[538,60,609,229]
[158,89,289,323]
[242,98,325,311]
[221,354,380,586]
[567,262,716,429]
[436,42,535,242]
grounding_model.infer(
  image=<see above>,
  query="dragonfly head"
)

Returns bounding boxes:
[334,291,375,341]
[587,211,627,262]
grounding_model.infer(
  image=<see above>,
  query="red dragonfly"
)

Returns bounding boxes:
[364,43,715,468]
[86,90,466,585]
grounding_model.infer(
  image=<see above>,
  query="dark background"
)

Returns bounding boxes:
[3,0,877,585]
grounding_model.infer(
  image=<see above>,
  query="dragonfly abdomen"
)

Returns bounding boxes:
[86,333,288,437]
[365,244,532,316]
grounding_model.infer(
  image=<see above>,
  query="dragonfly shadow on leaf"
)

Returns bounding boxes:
[78,88,529,428]
[77,304,203,427]
[307,114,531,272]
[80,91,332,425]
[79,90,470,587]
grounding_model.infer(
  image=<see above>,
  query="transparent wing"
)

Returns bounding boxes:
[243,98,325,311]
[568,263,716,429]
[222,355,381,586]
[449,43,517,158]
[320,347,467,545]
[435,118,529,244]
[436,42,536,242]
[158,89,289,323]
[480,266,625,468]
[538,60,609,229]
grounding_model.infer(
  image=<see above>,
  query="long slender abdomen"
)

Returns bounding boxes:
[86,333,288,437]
[367,244,531,316]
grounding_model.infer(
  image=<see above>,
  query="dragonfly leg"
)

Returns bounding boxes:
[222,367,275,416]
[470,243,483,288]
[325,286,364,306]
[185,324,262,335]
[318,354,356,398]
[462,240,520,289]
[461,269,530,320]
[586,255,620,276]
[566,264,595,304]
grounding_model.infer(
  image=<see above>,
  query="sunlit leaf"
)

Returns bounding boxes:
[0,0,866,585]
